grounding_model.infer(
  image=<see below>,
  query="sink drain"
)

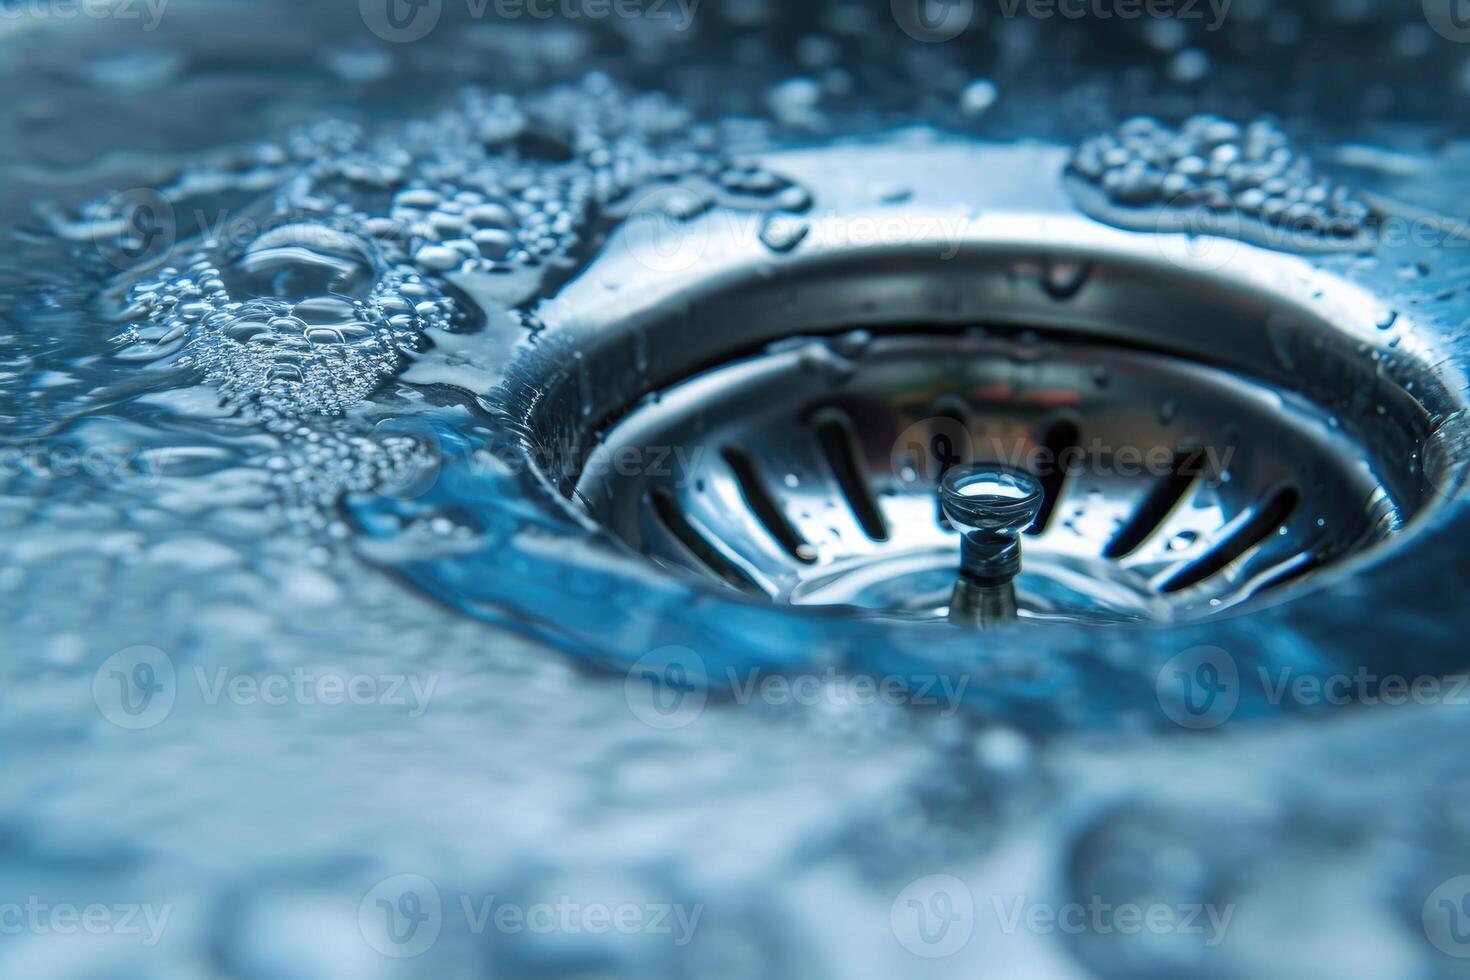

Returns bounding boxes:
[572,330,1403,625]
[497,141,1466,633]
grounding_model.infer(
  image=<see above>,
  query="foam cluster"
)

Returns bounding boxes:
[107,75,812,428]
[1068,115,1371,241]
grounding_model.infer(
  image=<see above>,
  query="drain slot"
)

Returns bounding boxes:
[1028,419,1080,536]
[811,408,889,541]
[721,445,815,563]
[1104,447,1205,559]
[650,487,765,593]
[1252,551,1326,594]
[1160,485,1302,593]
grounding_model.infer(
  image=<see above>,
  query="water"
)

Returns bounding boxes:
[5,3,1470,978]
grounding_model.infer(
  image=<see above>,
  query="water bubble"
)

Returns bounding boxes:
[1168,49,1211,83]
[1067,115,1371,250]
[235,223,374,301]
[959,79,998,116]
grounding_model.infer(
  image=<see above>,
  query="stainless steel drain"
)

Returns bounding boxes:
[500,142,1468,629]
[572,330,1401,625]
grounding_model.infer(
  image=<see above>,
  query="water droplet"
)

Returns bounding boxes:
[1042,261,1091,300]
[1168,530,1198,551]
[760,214,810,253]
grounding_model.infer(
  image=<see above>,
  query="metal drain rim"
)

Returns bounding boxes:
[501,142,1468,631]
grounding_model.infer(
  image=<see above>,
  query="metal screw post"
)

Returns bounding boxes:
[940,466,1044,629]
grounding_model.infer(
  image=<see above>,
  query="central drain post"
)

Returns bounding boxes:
[940,467,1044,629]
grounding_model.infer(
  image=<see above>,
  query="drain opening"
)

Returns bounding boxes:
[1158,484,1302,594]
[811,407,889,542]
[1028,418,1081,537]
[1251,550,1327,595]
[720,445,816,564]
[1104,446,1206,560]
[566,328,1418,626]
[650,486,765,595]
